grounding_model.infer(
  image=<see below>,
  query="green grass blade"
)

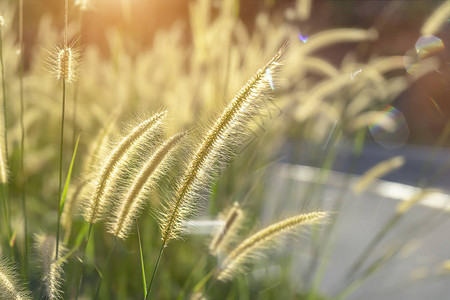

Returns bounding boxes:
[59,134,81,216]
[136,220,147,299]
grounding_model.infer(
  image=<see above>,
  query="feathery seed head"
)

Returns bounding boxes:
[109,131,187,239]
[159,45,287,245]
[48,45,80,83]
[82,111,167,224]
[0,257,31,300]
[34,234,67,300]
[209,202,244,256]
[217,211,329,281]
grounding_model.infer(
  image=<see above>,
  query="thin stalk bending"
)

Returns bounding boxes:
[19,0,28,277]
[0,15,11,245]
[108,131,186,239]
[218,211,329,281]
[159,44,287,246]
[82,111,166,224]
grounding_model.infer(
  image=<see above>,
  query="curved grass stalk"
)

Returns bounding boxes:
[353,156,405,195]
[159,44,286,246]
[108,131,186,239]
[209,202,244,256]
[298,28,378,56]
[145,43,286,300]
[299,57,339,78]
[93,237,117,300]
[0,12,11,248]
[217,211,329,281]
[74,223,92,300]
[421,1,450,36]
[18,0,29,278]
[82,111,166,224]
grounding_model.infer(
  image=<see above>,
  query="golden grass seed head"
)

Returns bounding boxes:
[209,202,244,256]
[217,211,329,281]
[82,111,167,224]
[48,45,80,83]
[109,131,187,239]
[159,45,286,245]
[0,257,31,300]
[34,234,67,300]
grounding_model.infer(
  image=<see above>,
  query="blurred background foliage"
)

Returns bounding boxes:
[0,0,449,299]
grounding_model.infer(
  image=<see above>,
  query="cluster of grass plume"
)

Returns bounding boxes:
[82,111,166,224]
[108,130,187,240]
[0,0,448,299]
[158,44,286,246]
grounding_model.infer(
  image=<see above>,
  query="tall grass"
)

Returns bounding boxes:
[0,0,448,299]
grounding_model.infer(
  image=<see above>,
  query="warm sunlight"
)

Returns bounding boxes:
[0,0,449,299]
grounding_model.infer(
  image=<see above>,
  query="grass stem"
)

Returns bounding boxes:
[75,223,93,300]
[0,23,11,254]
[55,79,66,260]
[145,242,165,300]
[94,237,117,300]
[136,220,147,299]
[18,0,28,278]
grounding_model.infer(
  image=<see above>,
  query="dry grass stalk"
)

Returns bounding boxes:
[298,28,378,56]
[159,44,286,245]
[218,211,329,281]
[421,1,450,35]
[0,101,7,183]
[353,156,405,194]
[109,131,186,239]
[209,202,244,256]
[82,111,166,224]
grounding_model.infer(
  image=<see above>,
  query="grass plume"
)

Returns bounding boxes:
[353,156,405,194]
[0,256,31,300]
[209,202,244,256]
[48,45,80,83]
[34,234,68,300]
[159,44,286,245]
[82,111,166,224]
[108,131,186,239]
[217,211,329,281]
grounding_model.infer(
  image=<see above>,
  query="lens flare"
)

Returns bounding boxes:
[404,35,445,74]
[415,35,445,59]
[403,48,420,74]
[266,69,275,90]
[368,105,409,149]
[299,31,309,43]
[429,96,443,117]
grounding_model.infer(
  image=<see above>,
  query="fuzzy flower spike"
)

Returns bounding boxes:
[48,45,80,83]
[158,44,287,246]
